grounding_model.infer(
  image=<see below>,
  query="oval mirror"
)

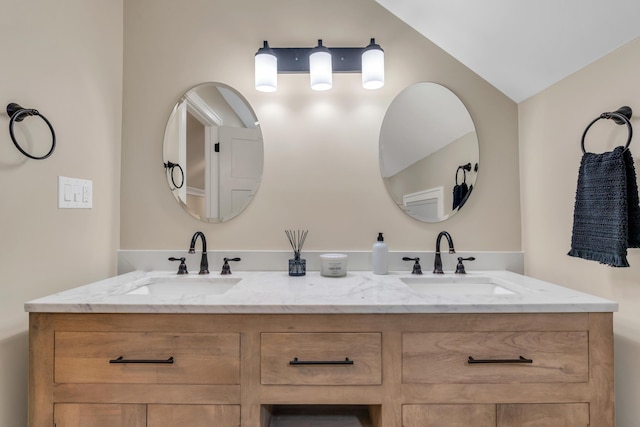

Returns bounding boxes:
[379,82,479,222]
[163,82,263,222]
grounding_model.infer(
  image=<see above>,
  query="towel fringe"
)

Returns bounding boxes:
[568,248,630,268]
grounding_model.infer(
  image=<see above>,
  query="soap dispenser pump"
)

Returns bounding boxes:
[372,232,389,275]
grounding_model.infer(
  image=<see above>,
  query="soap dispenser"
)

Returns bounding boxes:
[372,232,389,275]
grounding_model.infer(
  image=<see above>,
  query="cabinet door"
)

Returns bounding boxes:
[497,403,589,426]
[54,403,146,427]
[403,404,496,426]
[148,405,240,427]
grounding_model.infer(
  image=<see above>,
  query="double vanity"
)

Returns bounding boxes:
[26,267,616,426]
[51,70,578,424]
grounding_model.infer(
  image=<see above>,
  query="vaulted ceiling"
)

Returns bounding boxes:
[375,0,640,102]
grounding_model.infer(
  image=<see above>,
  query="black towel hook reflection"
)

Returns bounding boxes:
[455,163,471,184]
[581,106,632,154]
[6,103,56,160]
[164,161,184,189]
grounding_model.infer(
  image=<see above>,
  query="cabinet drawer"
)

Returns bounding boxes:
[402,331,588,384]
[261,333,381,385]
[55,332,240,384]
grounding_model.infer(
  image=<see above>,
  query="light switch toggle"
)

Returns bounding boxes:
[58,176,93,209]
[64,184,73,201]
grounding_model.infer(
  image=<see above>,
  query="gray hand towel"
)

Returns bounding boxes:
[568,146,640,267]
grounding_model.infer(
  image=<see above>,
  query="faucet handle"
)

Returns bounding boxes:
[455,257,476,274]
[221,257,241,275]
[402,257,423,275]
[168,257,188,275]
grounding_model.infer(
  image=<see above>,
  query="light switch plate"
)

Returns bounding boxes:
[58,176,92,209]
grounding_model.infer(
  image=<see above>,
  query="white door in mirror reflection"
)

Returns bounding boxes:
[209,126,263,221]
[403,187,444,221]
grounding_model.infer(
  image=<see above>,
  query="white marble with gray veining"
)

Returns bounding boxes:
[24,270,618,314]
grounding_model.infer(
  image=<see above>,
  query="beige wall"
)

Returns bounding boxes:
[121,0,521,252]
[0,1,123,425]
[519,36,640,425]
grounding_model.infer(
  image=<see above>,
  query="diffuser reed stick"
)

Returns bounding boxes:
[285,229,308,258]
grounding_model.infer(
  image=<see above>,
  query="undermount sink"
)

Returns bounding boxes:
[400,275,517,296]
[125,276,242,297]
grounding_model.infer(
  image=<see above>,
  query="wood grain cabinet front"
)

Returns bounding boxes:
[403,404,497,426]
[147,404,241,427]
[402,331,588,384]
[54,403,146,427]
[497,403,590,426]
[402,403,589,427]
[54,403,241,427]
[55,331,240,384]
[260,332,382,385]
[29,312,613,427]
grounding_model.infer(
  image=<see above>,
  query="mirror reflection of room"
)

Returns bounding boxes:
[163,83,264,223]
[379,82,479,222]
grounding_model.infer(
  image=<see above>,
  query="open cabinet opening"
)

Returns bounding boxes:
[261,404,382,427]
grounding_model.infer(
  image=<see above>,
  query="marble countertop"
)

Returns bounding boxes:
[24,270,618,314]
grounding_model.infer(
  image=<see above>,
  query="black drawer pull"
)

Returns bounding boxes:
[289,357,353,366]
[468,356,533,364]
[109,356,175,364]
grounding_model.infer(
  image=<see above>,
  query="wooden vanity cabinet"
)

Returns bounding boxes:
[29,312,613,427]
[54,403,147,427]
[402,331,589,384]
[55,331,240,385]
[260,332,382,385]
[402,404,497,426]
[53,403,240,427]
[402,403,590,426]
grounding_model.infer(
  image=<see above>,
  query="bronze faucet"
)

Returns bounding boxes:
[189,231,209,274]
[433,231,455,274]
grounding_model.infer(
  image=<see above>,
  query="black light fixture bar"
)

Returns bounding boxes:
[255,39,383,92]
[271,47,364,74]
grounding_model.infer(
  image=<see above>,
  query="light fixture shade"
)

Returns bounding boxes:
[255,41,277,92]
[309,39,332,91]
[362,38,384,89]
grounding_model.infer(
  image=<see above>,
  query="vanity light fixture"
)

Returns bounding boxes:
[254,38,384,92]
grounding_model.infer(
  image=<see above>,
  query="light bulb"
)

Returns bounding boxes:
[255,41,277,92]
[362,38,384,90]
[309,39,332,91]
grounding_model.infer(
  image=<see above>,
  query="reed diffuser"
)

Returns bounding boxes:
[285,229,308,276]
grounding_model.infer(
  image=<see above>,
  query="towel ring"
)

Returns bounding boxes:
[6,103,56,160]
[581,106,632,154]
